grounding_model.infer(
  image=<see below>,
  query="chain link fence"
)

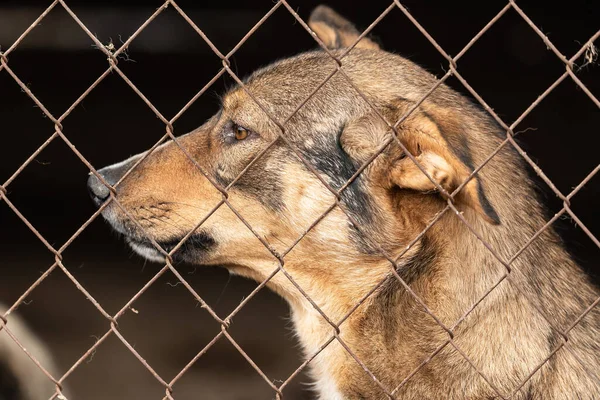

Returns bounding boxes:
[0,1,599,399]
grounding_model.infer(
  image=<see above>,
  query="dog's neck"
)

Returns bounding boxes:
[277,231,450,398]
[275,208,527,396]
[280,207,598,399]
[226,178,596,399]
[277,234,442,399]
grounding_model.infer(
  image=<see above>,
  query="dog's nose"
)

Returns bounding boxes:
[87,172,111,206]
[87,155,141,207]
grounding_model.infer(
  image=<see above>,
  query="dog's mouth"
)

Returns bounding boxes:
[126,237,167,263]
[125,233,216,263]
[99,205,217,263]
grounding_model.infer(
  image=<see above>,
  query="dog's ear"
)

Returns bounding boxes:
[341,100,500,225]
[308,5,380,50]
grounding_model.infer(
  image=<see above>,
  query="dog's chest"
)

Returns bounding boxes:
[292,308,347,399]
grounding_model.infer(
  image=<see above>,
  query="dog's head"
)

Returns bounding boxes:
[88,6,500,301]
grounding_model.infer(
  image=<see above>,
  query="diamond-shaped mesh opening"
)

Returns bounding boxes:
[114,270,222,376]
[109,7,225,119]
[517,80,600,195]
[510,2,600,56]
[1,139,93,246]
[0,266,117,399]
[393,1,510,54]
[0,202,55,301]
[59,70,168,168]
[169,335,278,399]
[456,8,569,121]
[0,5,107,115]
[0,4,55,51]
[217,3,320,73]
[0,75,59,186]
[225,286,306,379]
[65,333,166,399]
[372,10,449,74]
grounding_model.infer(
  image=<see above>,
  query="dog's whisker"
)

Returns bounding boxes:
[159,201,205,211]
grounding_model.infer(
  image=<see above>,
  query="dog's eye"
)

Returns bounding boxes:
[235,125,249,141]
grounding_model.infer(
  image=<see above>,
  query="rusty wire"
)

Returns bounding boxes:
[0,1,599,399]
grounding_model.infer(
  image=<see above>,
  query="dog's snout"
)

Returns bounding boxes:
[87,171,111,205]
[87,154,143,207]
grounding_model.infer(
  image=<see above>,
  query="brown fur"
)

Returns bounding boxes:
[87,6,600,399]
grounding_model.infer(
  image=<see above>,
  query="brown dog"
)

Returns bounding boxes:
[87,5,600,399]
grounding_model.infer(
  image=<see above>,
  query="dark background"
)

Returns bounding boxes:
[0,1,598,399]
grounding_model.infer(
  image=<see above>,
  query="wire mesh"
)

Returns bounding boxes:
[0,1,599,399]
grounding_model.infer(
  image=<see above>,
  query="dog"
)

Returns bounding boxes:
[87,5,600,399]
[0,304,61,399]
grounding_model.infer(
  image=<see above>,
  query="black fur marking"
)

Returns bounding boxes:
[524,386,535,400]
[376,236,438,303]
[0,361,20,400]
[214,151,285,212]
[132,232,217,263]
[453,135,475,170]
[234,173,284,211]
[301,129,373,222]
[158,232,216,253]
[213,168,229,188]
[299,128,377,253]
[477,183,500,224]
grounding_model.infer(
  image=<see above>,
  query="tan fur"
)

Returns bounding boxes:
[0,304,62,399]
[88,5,600,399]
